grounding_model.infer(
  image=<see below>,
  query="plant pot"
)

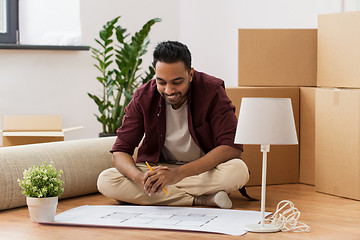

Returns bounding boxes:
[26,196,58,222]
[99,132,117,138]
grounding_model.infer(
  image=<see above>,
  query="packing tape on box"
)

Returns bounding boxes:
[333,88,341,106]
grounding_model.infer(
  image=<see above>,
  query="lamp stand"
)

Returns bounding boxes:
[244,144,280,233]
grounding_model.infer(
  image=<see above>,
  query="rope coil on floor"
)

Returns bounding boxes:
[266,200,311,232]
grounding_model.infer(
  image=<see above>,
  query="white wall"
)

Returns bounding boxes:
[0,0,180,146]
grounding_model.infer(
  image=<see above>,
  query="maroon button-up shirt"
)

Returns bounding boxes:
[111,70,243,164]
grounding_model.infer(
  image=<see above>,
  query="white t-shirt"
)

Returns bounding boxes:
[161,101,204,164]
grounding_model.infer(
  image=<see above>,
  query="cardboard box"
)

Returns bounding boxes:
[315,88,360,200]
[238,29,317,87]
[299,87,316,185]
[226,87,299,186]
[1,115,82,147]
[318,11,360,88]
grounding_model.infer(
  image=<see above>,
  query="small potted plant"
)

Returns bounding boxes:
[18,161,64,222]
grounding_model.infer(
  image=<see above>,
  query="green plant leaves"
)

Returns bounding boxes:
[18,162,64,198]
[89,16,161,134]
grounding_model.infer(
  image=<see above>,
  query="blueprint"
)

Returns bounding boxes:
[45,205,269,236]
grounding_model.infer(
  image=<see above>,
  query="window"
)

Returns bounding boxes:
[0,0,87,50]
[0,0,18,43]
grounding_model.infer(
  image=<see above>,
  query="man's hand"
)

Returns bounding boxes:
[132,171,147,190]
[142,166,183,196]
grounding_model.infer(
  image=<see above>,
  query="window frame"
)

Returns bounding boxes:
[0,0,18,44]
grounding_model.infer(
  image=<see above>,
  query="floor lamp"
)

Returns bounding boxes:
[234,98,298,233]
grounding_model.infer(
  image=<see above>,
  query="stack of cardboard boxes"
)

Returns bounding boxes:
[227,28,317,186]
[228,11,359,201]
[315,12,360,201]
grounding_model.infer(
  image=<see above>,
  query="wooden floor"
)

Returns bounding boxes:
[0,184,359,240]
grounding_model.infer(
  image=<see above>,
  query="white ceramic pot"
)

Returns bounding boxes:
[26,196,58,222]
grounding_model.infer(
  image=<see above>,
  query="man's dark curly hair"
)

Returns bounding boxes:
[152,41,192,72]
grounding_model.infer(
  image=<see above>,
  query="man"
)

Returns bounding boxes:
[97,41,249,209]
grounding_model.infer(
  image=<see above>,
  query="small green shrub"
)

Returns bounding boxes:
[18,162,64,198]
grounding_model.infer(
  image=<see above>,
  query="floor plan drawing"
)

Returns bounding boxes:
[45,205,269,236]
[101,211,218,227]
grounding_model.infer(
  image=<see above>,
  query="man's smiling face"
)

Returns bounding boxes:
[155,61,193,110]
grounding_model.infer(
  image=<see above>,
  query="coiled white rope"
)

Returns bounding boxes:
[265,200,311,232]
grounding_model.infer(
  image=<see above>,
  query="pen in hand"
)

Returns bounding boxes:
[145,161,169,195]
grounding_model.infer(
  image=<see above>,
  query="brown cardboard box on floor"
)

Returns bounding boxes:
[1,115,82,147]
[299,87,316,185]
[226,87,299,186]
[318,11,360,88]
[238,29,317,87]
[315,88,360,200]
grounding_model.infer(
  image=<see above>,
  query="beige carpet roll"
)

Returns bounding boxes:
[0,137,115,210]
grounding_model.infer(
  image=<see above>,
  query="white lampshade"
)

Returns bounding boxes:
[235,98,298,145]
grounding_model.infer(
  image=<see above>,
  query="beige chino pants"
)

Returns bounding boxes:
[97,158,249,206]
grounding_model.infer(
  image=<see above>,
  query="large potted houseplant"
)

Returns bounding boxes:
[18,161,64,222]
[89,16,161,136]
